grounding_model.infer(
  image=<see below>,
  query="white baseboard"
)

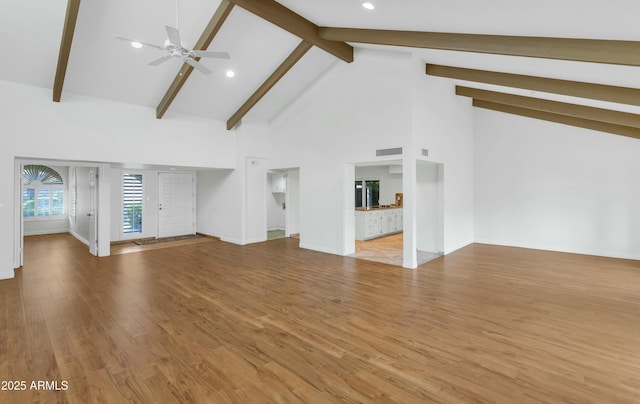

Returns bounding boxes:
[299,242,338,256]
[267,227,285,231]
[443,241,473,255]
[221,236,269,245]
[69,230,89,246]
[220,237,246,245]
[0,270,15,280]
[473,239,640,261]
[246,237,267,244]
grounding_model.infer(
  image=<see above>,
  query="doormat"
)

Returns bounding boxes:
[134,234,202,245]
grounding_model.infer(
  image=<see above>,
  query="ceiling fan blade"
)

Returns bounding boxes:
[184,57,212,75]
[115,35,136,43]
[165,25,181,46]
[147,55,174,66]
[138,40,164,50]
[191,50,230,59]
[115,35,163,49]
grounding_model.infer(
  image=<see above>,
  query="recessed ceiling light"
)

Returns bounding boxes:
[362,2,375,10]
[226,70,235,78]
[131,41,143,49]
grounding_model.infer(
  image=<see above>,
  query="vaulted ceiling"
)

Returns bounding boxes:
[2,0,640,134]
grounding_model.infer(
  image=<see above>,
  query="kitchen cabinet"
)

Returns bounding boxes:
[271,174,286,193]
[355,208,402,240]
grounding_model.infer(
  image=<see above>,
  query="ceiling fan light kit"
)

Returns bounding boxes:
[115,22,230,76]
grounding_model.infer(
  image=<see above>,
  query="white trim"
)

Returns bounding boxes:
[246,236,267,244]
[121,171,145,239]
[14,160,23,269]
[0,270,15,280]
[473,239,640,261]
[299,242,338,255]
[402,260,418,270]
[24,215,68,222]
[97,164,111,257]
[220,237,246,245]
[69,229,89,246]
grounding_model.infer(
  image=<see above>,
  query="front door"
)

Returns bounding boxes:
[158,172,195,238]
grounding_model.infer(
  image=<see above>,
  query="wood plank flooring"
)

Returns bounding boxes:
[1,233,640,403]
[110,236,217,255]
[354,233,440,266]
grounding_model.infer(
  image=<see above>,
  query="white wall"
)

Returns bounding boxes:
[23,219,68,236]
[269,49,475,262]
[355,165,403,206]
[206,123,271,246]
[196,169,233,238]
[416,161,444,253]
[1,80,241,278]
[246,157,267,244]
[270,49,414,256]
[474,109,640,260]
[285,168,300,236]
[411,57,475,255]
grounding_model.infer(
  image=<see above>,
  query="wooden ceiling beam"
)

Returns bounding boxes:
[156,0,234,119]
[473,100,640,140]
[53,0,81,102]
[456,86,640,129]
[426,64,640,107]
[319,28,640,66]
[227,41,312,130]
[228,0,353,63]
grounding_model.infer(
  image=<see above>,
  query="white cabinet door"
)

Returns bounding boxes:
[395,211,403,231]
[365,213,374,238]
[381,211,390,234]
[356,209,403,240]
[365,212,380,238]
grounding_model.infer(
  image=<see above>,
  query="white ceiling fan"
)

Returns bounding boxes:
[115,1,229,75]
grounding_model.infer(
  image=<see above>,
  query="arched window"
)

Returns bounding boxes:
[22,165,65,218]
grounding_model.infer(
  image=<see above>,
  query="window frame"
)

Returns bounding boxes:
[22,164,67,221]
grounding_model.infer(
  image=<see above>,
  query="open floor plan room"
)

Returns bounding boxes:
[3,234,640,403]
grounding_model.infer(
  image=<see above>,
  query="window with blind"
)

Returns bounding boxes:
[123,173,143,234]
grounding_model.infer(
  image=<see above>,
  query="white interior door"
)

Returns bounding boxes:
[88,168,98,256]
[158,172,195,238]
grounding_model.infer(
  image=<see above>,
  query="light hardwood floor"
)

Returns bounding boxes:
[354,233,440,266]
[2,233,640,403]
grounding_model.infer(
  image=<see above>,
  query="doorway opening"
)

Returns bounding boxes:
[349,160,444,267]
[15,158,101,268]
[266,168,300,242]
[351,161,405,265]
